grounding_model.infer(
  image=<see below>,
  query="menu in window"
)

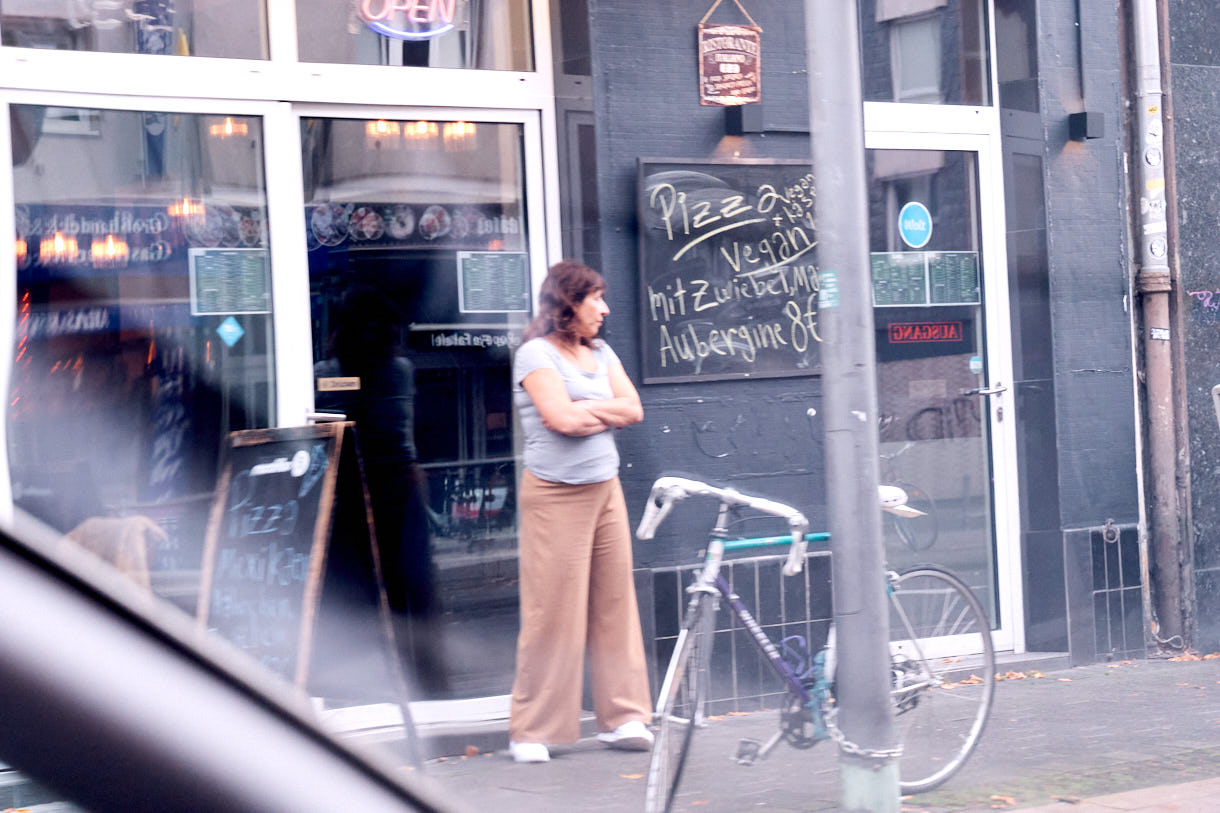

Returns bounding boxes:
[189,248,272,315]
[871,251,979,307]
[870,252,928,306]
[457,251,530,313]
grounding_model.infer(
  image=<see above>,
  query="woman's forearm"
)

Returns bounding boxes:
[542,403,611,436]
[579,397,643,427]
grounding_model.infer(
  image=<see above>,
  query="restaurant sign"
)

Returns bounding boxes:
[698,23,761,106]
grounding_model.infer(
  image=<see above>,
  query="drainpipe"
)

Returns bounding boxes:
[1130,0,1183,646]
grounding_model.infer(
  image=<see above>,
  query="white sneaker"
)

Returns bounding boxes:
[509,741,550,763]
[596,720,654,751]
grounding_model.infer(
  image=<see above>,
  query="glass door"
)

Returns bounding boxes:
[864,130,1020,655]
[290,105,548,699]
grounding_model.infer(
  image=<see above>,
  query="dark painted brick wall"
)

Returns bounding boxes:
[1169,0,1220,650]
[1036,1,1138,528]
[588,0,823,568]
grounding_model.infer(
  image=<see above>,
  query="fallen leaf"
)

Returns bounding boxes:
[620,773,643,780]
[1176,682,1191,686]
[1204,652,1220,660]
[1058,678,1073,682]
[706,715,725,721]
[691,801,710,806]
[959,674,984,684]
[1029,670,1045,679]
[990,794,1017,807]
[436,757,447,762]
[465,745,480,757]
[726,711,751,716]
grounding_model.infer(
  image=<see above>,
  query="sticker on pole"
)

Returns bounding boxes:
[898,201,933,249]
[819,271,840,309]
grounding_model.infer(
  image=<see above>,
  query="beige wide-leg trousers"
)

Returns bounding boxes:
[509,470,652,744]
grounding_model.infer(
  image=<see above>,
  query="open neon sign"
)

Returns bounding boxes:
[359,0,457,41]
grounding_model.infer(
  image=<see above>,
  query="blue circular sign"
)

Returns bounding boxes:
[898,201,933,249]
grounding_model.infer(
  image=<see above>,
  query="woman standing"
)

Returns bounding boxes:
[508,260,653,763]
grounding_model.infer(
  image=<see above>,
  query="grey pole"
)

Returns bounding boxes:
[804,1,900,810]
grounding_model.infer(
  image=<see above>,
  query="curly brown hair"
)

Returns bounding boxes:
[522,260,606,345]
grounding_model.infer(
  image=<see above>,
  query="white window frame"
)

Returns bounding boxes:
[283,103,554,424]
[0,0,564,515]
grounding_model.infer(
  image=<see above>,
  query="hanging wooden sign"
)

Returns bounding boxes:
[697,0,762,106]
[698,23,762,106]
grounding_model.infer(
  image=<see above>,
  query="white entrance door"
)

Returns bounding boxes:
[864,119,1021,655]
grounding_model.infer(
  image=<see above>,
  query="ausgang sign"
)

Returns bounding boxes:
[358,0,457,41]
[888,321,963,344]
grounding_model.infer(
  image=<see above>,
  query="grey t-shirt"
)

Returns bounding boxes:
[513,337,622,484]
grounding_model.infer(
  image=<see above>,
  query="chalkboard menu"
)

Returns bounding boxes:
[871,251,980,307]
[196,423,406,704]
[637,159,821,383]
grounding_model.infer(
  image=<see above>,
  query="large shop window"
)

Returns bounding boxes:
[9,104,274,607]
[297,0,533,70]
[304,116,527,698]
[0,1,267,59]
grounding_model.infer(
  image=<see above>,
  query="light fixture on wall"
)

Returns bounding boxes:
[1069,112,1105,141]
[15,238,26,266]
[209,117,249,139]
[403,120,438,148]
[443,121,477,152]
[91,234,130,269]
[365,119,402,150]
[39,232,79,265]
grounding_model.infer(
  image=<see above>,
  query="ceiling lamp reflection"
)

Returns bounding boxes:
[366,119,402,150]
[209,117,250,139]
[403,120,438,148]
[91,234,130,269]
[443,121,477,152]
[15,238,26,266]
[168,197,205,218]
[39,232,78,265]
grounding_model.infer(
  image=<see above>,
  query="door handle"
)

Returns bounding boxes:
[960,382,1007,397]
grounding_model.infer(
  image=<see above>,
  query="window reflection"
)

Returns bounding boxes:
[0,0,268,59]
[9,105,274,612]
[296,0,534,70]
[859,0,991,106]
[304,117,528,699]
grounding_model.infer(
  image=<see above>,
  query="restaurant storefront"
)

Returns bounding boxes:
[0,0,1145,729]
[0,0,553,699]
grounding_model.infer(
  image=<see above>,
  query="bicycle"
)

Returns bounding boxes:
[636,475,995,813]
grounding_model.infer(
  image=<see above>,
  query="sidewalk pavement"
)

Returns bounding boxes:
[413,655,1220,813]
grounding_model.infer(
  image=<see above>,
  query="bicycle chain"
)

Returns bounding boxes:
[822,705,905,761]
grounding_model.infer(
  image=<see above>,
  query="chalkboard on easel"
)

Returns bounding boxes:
[195,423,406,705]
[638,158,822,383]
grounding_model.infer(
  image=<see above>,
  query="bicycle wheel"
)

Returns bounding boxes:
[891,482,938,551]
[645,589,715,813]
[887,566,995,794]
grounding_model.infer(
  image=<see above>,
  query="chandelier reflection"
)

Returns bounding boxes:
[443,121,477,152]
[403,120,438,149]
[39,232,79,265]
[91,234,130,269]
[365,119,402,150]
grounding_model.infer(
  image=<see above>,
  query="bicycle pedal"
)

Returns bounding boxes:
[734,738,761,765]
